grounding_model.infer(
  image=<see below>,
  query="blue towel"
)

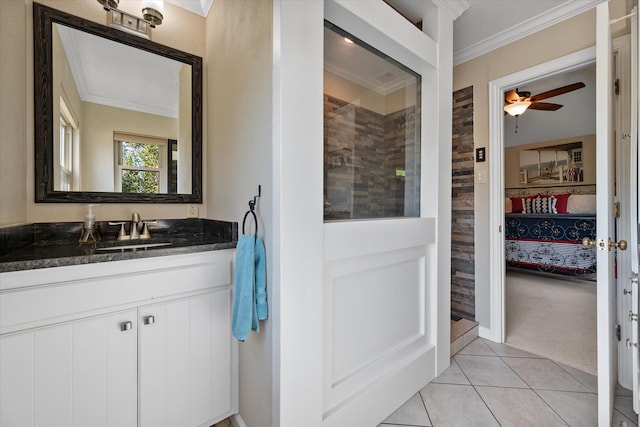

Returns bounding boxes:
[232,235,268,341]
[255,236,268,320]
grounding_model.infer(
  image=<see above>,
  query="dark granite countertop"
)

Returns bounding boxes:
[0,219,238,273]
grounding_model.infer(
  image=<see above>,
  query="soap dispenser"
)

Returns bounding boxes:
[79,204,101,244]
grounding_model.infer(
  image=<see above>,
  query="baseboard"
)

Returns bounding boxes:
[478,325,499,342]
[230,414,247,427]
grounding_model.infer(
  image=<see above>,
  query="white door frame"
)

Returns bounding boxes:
[486,47,596,342]
[614,33,634,390]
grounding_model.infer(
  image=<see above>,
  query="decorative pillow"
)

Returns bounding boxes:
[510,195,535,213]
[537,195,557,213]
[505,197,512,213]
[536,194,560,213]
[566,194,596,213]
[553,193,571,213]
[523,195,557,214]
[522,198,536,213]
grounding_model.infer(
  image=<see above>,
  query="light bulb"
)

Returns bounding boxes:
[142,0,164,26]
[142,0,164,14]
[504,101,531,117]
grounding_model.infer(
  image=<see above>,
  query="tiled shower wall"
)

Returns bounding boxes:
[451,86,475,321]
[324,94,418,219]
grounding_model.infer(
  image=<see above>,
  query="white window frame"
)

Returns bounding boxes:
[114,132,167,193]
[59,97,78,191]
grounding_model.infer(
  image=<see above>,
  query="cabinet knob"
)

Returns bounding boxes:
[120,321,133,331]
[143,315,155,325]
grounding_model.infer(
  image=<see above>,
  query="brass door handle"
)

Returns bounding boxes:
[582,237,627,251]
[582,237,595,247]
[611,239,628,251]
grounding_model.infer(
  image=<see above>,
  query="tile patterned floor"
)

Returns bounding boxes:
[379,338,638,427]
[214,338,637,427]
[212,417,232,427]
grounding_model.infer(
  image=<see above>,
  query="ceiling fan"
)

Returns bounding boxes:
[504,82,586,117]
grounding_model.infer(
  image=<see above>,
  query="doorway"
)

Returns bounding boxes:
[501,63,598,374]
[488,31,635,401]
[487,46,597,345]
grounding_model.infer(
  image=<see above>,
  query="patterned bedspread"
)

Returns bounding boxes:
[505,213,596,277]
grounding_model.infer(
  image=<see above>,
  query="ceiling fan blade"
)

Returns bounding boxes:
[528,102,563,111]
[505,89,520,103]
[529,82,585,102]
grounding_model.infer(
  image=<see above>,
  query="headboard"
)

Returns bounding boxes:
[505,184,596,198]
[505,185,596,214]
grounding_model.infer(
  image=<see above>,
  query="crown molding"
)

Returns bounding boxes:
[432,0,469,21]
[167,0,214,17]
[453,0,603,66]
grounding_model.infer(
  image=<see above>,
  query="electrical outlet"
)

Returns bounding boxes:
[186,204,199,218]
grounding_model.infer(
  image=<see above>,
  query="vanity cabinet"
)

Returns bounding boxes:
[0,309,138,427]
[138,290,233,427]
[0,250,237,427]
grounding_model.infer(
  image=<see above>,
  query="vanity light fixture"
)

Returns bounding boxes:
[141,0,164,27]
[97,0,164,39]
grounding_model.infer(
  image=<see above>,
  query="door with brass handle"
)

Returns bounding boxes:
[582,237,628,251]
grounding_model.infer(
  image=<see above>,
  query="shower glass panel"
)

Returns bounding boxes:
[323,21,421,221]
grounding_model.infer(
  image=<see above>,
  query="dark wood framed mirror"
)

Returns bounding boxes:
[33,2,202,203]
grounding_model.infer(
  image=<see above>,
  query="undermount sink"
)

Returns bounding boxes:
[95,242,173,252]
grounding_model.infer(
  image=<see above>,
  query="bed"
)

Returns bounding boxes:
[504,188,597,279]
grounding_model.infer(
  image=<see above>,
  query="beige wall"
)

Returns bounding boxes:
[205,1,273,426]
[0,0,27,226]
[324,70,417,115]
[453,1,629,327]
[178,64,192,194]
[0,0,205,226]
[325,71,386,114]
[504,134,596,188]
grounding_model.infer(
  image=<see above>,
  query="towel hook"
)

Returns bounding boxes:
[248,185,261,212]
[242,185,261,239]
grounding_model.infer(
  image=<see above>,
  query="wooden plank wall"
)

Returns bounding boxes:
[451,86,475,321]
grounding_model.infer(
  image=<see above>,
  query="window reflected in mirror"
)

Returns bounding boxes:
[58,96,78,191]
[115,136,166,194]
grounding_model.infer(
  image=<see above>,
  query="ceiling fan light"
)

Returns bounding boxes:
[504,101,531,117]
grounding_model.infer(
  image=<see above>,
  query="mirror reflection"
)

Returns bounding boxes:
[53,23,192,194]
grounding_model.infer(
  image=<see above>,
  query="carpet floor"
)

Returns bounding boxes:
[505,270,597,376]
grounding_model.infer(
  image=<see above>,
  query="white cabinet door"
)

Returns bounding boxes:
[138,289,233,427]
[0,309,138,427]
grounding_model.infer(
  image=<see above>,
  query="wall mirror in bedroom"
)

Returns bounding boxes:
[504,136,596,189]
[518,141,583,185]
[33,2,202,203]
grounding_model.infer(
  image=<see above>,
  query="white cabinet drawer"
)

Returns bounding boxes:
[0,250,233,335]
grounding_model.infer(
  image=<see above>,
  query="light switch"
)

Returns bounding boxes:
[476,169,487,184]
